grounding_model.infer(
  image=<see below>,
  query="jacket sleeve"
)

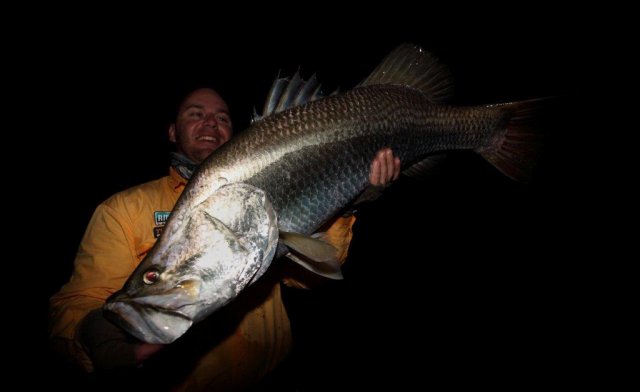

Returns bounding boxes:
[49,201,139,372]
[281,214,357,289]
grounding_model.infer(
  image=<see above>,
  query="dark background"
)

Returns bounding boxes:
[22,11,592,390]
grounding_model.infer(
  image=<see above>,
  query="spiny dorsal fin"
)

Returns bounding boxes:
[252,71,289,123]
[275,71,304,113]
[252,71,334,123]
[358,44,454,103]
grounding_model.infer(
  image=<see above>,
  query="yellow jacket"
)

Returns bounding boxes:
[49,167,355,390]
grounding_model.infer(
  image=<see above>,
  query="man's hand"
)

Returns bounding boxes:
[369,148,400,185]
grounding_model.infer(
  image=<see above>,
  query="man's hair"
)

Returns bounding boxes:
[164,80,252,134]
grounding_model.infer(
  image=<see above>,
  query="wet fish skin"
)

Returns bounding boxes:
[105,183,279,344]
[104,44,541,344]
[180,84,508,236]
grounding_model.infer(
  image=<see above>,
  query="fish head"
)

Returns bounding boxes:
[104,183,279,344]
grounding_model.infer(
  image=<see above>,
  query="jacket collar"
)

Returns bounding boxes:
[168,166,188,193]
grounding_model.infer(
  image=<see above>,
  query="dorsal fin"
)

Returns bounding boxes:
[357,44,454,103]
[252,70,289,122]
[275,71,304,113]
[252,71,333,123]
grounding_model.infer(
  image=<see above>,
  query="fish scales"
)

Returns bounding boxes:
[103,44,543,344]
[179,84,506,235]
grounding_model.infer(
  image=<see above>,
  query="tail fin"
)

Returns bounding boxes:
[478,99,547,182]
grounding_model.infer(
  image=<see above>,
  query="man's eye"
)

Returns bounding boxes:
[217,115,230,124]
[189,111,203,118]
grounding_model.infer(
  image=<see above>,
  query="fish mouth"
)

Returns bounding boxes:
[104,297,195,344]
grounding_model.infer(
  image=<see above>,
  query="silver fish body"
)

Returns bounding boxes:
[105,44,541,344]
[178,84,506,237]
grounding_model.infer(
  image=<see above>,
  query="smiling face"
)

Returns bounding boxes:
[169,88,233,164]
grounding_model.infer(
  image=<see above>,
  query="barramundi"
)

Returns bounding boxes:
[104,44,543,344]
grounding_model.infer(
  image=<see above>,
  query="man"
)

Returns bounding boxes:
[49,87,400,390]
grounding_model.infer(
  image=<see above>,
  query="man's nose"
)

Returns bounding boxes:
[203,114,217,127]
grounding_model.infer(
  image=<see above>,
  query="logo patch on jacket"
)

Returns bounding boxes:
[153,211,171,238]
[154,211,171,226]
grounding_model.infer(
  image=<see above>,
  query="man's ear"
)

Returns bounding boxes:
[168,123,176,143]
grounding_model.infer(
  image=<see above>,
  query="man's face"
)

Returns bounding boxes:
[169,88,233,164]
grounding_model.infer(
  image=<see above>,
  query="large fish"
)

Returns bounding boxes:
[104,44,543,344]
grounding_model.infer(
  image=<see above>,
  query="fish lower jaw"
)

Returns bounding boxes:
[104,301,195,344]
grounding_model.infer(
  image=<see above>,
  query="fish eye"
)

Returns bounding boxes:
[143,269,160,285]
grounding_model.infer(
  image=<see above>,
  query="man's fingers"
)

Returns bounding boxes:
[385,149,395,182]
[393,157,401,181]
[370,148,400,186]
[370,159,380,185]
[379,149,388,184]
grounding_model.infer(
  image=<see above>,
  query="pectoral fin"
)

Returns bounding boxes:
[285,252,343,280]
[280,231,343,280]
[279,231,338,262]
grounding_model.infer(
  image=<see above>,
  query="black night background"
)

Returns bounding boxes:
[21,11,594,391]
